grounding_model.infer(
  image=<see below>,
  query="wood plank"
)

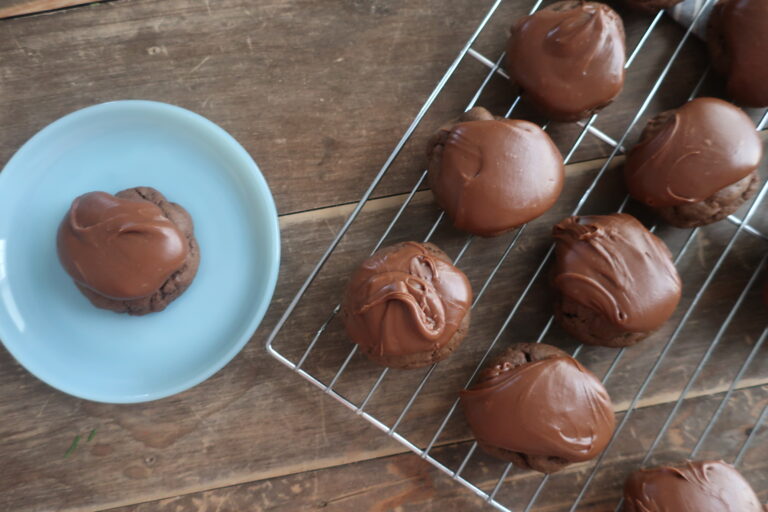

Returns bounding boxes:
[0,0,498,215]
[0,0,101,19]
[0,0,730,216]
[265,143,768,473]
[108,385,768,512]
[2,1,768,511]
[1,153,767,512]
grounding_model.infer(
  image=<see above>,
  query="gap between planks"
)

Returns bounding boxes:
[280,131,767,225]
[95,382,767,512]
[278,155,624,227]
[0,0,112,19]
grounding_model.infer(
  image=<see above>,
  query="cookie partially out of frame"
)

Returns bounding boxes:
[708,0,768,107]
[624,460,766,512]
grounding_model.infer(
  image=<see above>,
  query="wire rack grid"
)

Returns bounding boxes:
[266,1,768,510]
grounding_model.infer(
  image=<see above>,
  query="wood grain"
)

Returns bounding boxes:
[266,143,768,461]
[0,0,499,215]
[0,0,725,216]
[109,385,768,511]
[1,0,768,511]
[1,153,766,512]
[0,0,100,19]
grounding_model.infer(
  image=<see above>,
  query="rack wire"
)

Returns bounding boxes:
[266,1,768,510]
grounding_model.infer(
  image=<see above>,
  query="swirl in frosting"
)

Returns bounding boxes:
[57,191,189,300]
[461,355,615,462]
[624,460,766,512]
[506,1,626,121]
[552,213,681,332]
[342,242,471,358]
[624,98,762,208]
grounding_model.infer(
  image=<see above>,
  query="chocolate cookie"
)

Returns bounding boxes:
[623,0,683,10]
[57,187,200,315]
[708,0,768,107]
[342,242,472,369]
[461,343,615,473]
[506,1,626,121]
[426,107,564,237]
[552,214,681,347]
[624,98,763,228]
[624,460,766,511]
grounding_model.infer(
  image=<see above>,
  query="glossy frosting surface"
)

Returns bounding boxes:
[343,242,471,357]
[625,97,762,207]
[552,214,681,332]
[57,191,189,299]
[624,460,765,512]
[506,1,625,120]
[461,356,614,462]
[431,119,563,236]
[717,0,768,107]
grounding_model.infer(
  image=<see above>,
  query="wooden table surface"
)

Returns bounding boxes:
[1,1,767,511]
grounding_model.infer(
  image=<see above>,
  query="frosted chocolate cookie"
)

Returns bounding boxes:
[342,242,472,369]
[551,213,681,347]
[624,98,762,228]
[506,1,626,121]
[426,107,564,237]
[57,187,200,315]
[708,0,768,107]
[624,460,766,512]
[461,343,615,474]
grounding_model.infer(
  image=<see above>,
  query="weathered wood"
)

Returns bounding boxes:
[1,1,768,511]
[0,0,724,216]
[0,0,498,216]
[1,153,766,512]
[108,385,768,512]
[0,192,407,512]
[0,0,99,19]
[267,146,768,458]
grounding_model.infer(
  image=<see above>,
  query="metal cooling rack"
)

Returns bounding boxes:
[266,1,768,510]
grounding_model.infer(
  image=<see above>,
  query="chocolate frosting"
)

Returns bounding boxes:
[715,0,768,107]
[506,1,626,121]
[624,460,766,512]
[461,355,614,462]
[343,242,472,357]
[429,118,564,237]
[624,97,762,208]
[552,214,681,332]
[57,191,189,300]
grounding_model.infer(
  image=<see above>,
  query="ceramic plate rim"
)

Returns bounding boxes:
[0,100,280,403]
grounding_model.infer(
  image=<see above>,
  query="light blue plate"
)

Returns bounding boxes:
[0,100,280,403]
